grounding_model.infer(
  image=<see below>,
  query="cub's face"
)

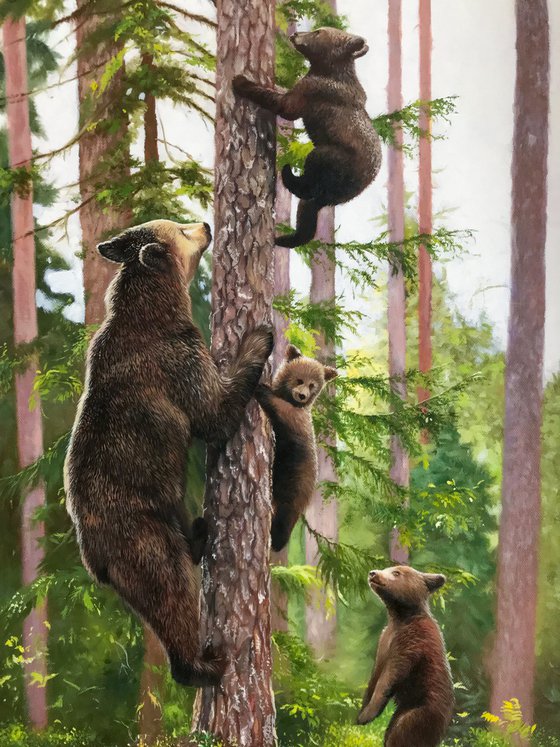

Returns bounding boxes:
[274,344,337,408]
[290,27,369,65]
[97,220,212,285]
[368,566,446,609]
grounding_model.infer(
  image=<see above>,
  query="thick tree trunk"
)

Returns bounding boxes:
[75,0,132,326]
[490,0,549,727]
[417,0,432,409]
[192,0,277,744]
[270,112,293,635]
[305,207,338,657]
[387,0,409,564]
[3,16,48,731]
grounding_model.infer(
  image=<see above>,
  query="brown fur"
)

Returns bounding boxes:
[64,220,273,687]
[233,27,382,247]
[357,566,455,746]
[255,345,336,551]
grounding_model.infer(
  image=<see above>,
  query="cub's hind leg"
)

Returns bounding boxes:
[107,519,225,687]
[385,706,444,747]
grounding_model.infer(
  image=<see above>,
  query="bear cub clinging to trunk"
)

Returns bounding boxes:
[233,26,382,248]
[358,566,455,747]
[65,220,273,688]
[255,344,337,551]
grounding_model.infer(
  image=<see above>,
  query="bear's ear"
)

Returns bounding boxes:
[97,235,129,264]
[286,344,303,361]
[139,243,170,272]
[324,366,338,382]
[423,573,446,593]
[350,35,369,59]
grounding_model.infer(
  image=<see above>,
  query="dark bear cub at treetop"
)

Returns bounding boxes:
[255,344,337,551]
[358,566,455,747]
[233,26,381,248]
[65,219,273,688]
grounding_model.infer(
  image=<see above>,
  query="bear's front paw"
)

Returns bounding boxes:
[245,325,274,361]
[232,74,254,95]
[356,709,371,726]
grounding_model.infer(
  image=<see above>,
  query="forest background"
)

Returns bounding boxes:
[0,1,558,746]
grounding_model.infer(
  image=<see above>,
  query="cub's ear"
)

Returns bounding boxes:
[423,573,446,593]
[286,344,303,361]
[324,366,338,382]
[97,235,128,264]
[139,243,170,272]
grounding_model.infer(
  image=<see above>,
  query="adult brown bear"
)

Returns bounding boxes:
[233,27,382,248]
[65,220,273,687]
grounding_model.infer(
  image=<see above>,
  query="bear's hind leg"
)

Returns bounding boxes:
[281,164,315,200]
[108,524,226,687]
[385,706,443,747]
[271,504,300,552]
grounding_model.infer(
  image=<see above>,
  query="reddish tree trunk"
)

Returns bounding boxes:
[387,0,409,564]
[270,111,293,634]
[417,0,432,409]
[305,207,338,657]
[3,16,48,731]
[192,0,277,743]
[490,0,549,727]
[75,0,132,326]
[137,89,166,746]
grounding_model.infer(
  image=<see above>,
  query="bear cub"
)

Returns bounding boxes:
[358,566,455,747]
[65,220,273,688]
[233,27,382,248]
[255,344,337,551]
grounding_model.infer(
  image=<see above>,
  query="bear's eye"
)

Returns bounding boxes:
[309,382,315,390]
[296,379,304,385]
[392,570,401,577]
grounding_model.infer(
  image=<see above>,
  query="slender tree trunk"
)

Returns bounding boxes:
[75,0,132,326]
[137,91,166,746]
[417,0,432,409]
[387,0,409,564]
[3,15,48,731]
[270,109,293,634]
[193,0,277,744]
[305,207,337,657]
[490,0,549,728]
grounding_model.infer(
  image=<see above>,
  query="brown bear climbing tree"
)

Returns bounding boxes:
[192,0,277,745]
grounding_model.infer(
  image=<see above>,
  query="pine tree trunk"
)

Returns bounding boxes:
[417,0,432,409]
[137,91,166,747]
[387,0,409,564]
[305,207,338,657]
[270,111,293,635]
[3,15,48,731]
[490,0,549,727]
[192,0,277,743]
[75,0,132,326]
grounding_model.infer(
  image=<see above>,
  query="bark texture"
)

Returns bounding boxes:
[75,0,132,325]
[386,0,409,564]
[490,0,549,726]
[193,0,277,743]
[305,207,338,657]
[3,15,48,731]
[417,0,432,408]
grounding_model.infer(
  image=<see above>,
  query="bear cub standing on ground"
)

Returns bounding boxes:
[233,27,382,248]
[255,344,337,551]
[65,220,273,687]
[358,566,455,747]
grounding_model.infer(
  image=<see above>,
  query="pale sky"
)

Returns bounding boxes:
[31,0,560,376]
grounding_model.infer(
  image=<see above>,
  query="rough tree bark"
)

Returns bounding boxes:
[305,207,338,657]
[75,0,132,325]
[3,15,48,731]
[137,92,166,746]
[417,0,432,409]
[192,0,277,744]
[386,0,409,564]
[490,0,549,727]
